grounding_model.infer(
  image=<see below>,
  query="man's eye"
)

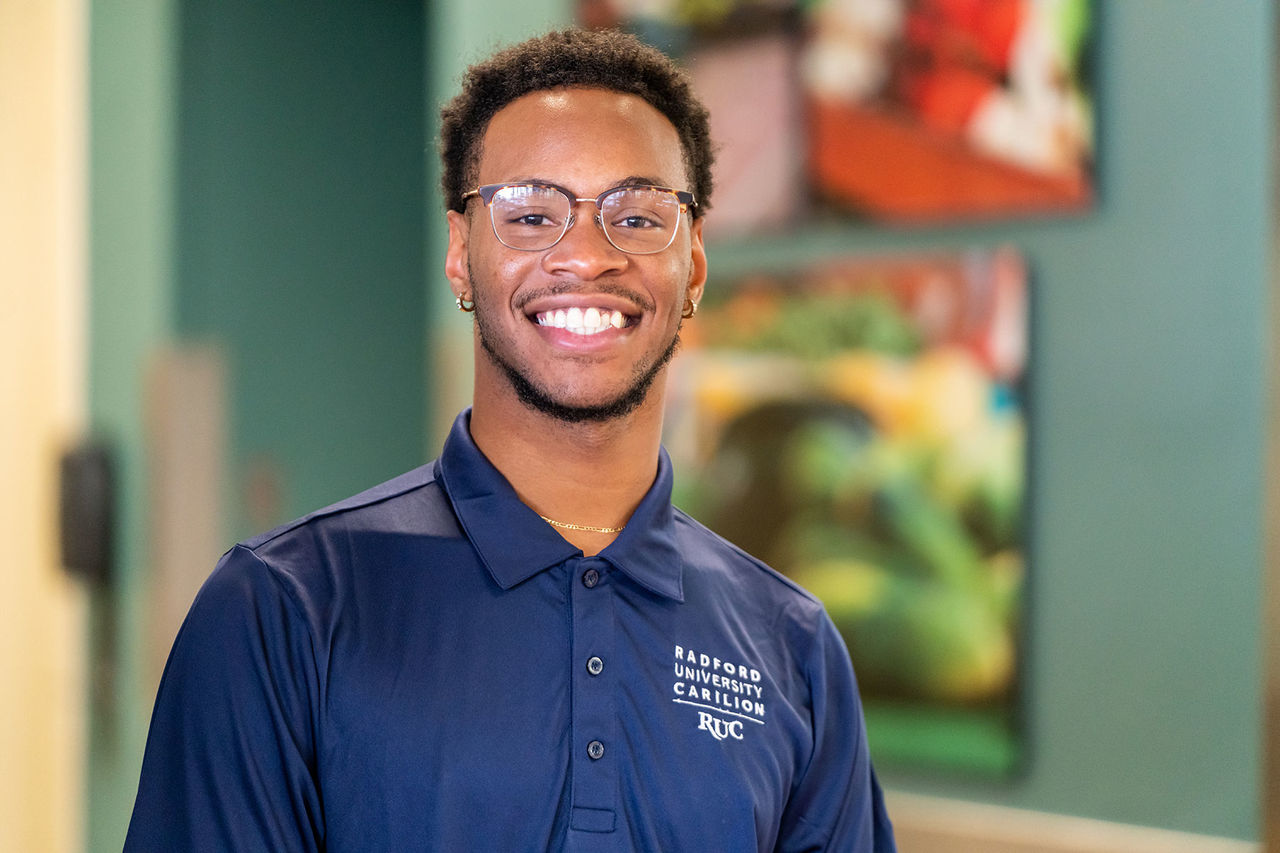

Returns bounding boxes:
[613,211,663,230]
[501,209,561,227]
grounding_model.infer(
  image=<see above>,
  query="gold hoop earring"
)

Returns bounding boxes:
[681,298,698,319]
[456,294,475,313]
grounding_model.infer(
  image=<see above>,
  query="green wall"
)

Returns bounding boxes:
[88,2,177,848]
[431,0,1270,842]
[176,0,427,534]
[89,1,426,849]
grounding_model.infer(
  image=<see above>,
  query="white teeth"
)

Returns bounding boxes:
[535,307,629,336]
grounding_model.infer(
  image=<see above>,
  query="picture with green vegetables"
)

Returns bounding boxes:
[665,247,1028,775]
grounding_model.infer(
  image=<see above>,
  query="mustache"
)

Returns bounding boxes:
[513,282,655,314]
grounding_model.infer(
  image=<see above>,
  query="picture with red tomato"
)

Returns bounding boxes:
[580,0,1095,231]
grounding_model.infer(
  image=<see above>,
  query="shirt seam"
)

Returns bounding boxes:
[245,464,440,551]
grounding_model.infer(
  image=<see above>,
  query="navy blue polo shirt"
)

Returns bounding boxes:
[126,410,895,852]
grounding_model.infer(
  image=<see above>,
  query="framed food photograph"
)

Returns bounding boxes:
[580,0,1096,230]
[663,246,1029,776]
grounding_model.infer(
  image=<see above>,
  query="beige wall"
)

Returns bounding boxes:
[0,0,89,850]
[887,793,1260,853]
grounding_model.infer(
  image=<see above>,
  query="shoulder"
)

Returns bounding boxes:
[671,506,827,630]
[205,462,452,620]
[237,461,451,567]
[243,462,445,551]
[672,507,820,603]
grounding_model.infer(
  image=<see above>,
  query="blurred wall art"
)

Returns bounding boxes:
[663,246,1028,775]
[581,0,1095,232]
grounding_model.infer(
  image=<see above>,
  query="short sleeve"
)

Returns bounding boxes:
[776,609,896,853]
[124,544,324,852]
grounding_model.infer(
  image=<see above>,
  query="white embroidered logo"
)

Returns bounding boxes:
[672,644,766,741]
[697,712,744,741]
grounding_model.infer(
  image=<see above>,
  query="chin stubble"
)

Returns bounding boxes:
[475,304,681,424]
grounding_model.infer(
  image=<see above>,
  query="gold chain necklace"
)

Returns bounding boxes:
[538,514,625,534]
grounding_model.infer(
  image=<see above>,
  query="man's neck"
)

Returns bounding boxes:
[467,389,666,556]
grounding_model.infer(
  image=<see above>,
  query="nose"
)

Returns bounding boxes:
[542,202,627,280]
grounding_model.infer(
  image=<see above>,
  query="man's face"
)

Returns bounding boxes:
[445,87,707,423]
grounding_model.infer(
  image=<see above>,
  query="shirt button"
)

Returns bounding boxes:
[586,656,604,676]
[582,568,600,588]
[587,740,605,760]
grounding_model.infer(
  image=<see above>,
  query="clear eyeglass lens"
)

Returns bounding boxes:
[487,185,681,253]
[599,188,681,253]
[488,185,571,251]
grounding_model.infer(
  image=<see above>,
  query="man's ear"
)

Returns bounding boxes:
[686,216,708,308]
[445,209,472,299]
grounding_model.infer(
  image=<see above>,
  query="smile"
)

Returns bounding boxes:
[534,306,630,336]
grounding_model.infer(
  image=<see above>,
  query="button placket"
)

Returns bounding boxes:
[569,558,617,834]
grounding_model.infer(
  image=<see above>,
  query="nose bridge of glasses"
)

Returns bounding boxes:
[559,196,611,244]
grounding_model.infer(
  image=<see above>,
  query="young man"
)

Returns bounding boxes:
[126,28,895,852]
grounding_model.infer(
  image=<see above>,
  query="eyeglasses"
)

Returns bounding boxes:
[461,182,696,255]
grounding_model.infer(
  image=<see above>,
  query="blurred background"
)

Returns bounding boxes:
[1,0,1273,850]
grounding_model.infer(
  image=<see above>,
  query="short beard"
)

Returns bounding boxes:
[475,305,681,424]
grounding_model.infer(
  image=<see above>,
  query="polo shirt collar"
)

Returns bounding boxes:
[437,409,685,602]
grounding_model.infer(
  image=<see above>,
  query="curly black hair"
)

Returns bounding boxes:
[439,28,714,218]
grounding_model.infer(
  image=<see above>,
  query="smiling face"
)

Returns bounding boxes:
[445,87,707,424]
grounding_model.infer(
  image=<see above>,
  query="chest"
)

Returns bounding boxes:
[315,558,809,851]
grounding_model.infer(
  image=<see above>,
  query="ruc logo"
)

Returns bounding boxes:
[697,711,744,742]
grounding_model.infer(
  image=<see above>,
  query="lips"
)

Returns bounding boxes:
[535,306,629,336]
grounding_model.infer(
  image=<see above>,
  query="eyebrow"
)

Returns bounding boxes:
[613,175,672,190]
